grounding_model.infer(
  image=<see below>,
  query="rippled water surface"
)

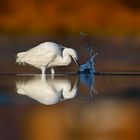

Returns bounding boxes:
[0,74,139,140]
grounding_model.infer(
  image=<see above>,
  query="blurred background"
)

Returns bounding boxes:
[0,0,140,35]
[0,1,140,140]
[0,0,140,73]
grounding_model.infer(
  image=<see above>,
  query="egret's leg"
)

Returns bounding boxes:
[41,73,46,81]
[41,67,46,75]
[51,67,55,74]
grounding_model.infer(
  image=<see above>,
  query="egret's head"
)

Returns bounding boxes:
[63,48,80,67]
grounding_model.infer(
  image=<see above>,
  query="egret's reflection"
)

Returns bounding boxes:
[16,75,79,105]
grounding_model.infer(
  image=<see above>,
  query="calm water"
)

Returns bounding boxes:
[0,35,140,140]
[0,74,139,140]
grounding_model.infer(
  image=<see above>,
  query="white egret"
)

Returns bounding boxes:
[16,75,78,105]
[16,42,79,74]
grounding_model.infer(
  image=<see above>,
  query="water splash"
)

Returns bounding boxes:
[78,33,98,101]
[79,32,97,74]
[79,54,97,74]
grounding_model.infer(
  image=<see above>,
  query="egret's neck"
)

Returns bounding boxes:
[47,52,71,67]
[62,55,71,66]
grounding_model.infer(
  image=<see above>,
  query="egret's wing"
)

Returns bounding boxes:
[27,42,61,56]
[27,46,54,56]
[24,46,60,67]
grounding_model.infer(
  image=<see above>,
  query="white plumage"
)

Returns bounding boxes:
[16,76,78,105]
[16,42,79,74]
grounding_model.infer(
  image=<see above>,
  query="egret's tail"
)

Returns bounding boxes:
[16,52,26,64]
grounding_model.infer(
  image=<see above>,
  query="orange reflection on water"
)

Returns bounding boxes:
[19,99,140,140]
